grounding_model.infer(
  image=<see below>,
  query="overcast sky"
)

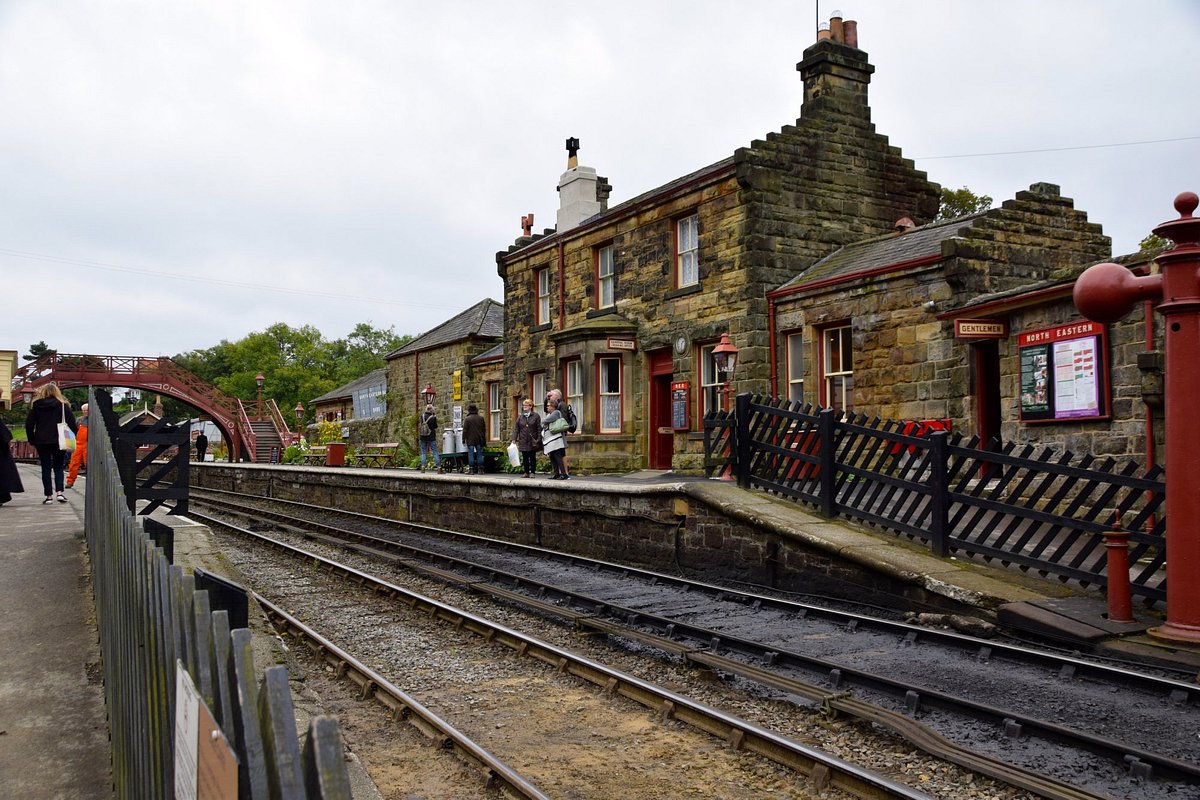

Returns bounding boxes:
[3,1,1198,363]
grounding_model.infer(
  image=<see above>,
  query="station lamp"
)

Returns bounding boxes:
[712,332,739,411]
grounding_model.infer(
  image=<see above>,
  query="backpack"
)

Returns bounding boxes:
[418,414,432,437]
[563,403,577,433]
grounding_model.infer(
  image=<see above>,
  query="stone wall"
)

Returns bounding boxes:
[193,464,986,614]
[386,342,499,443]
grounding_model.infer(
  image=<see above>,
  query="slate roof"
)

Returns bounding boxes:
[778,212,989,291]
[469,342,504,364]
[309,367,387,405]
[502,157,736,257]
[385,298,504,359]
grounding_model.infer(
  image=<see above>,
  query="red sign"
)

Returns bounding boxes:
[1018,320,1103,347]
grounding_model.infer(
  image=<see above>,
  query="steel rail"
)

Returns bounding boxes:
[194,509,935,800]
[191,487,1199,696]
[190,490,1200,792]
[253,594,552,800]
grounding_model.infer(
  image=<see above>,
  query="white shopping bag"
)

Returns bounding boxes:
[507,442,520,468]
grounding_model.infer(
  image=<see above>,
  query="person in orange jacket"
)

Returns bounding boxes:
[65,403,88,489]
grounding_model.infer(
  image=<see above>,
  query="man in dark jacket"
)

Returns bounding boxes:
[462,404,487,474]
[195,431,209,462]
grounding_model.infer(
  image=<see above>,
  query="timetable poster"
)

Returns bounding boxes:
[1017,321,1108,422]
[1052,337,1099,418]
[1019,346,1050,415]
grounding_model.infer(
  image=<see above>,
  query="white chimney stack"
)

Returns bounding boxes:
[556,137,604,233]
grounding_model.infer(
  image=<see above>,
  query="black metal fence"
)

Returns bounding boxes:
[84,391,353,799]
[705,394,1167,604]
[94,390,191,516]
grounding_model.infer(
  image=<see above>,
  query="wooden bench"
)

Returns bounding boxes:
[299,446,327,465]
[354,442,401,468]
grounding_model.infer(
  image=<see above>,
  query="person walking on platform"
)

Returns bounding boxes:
[195,430,208,462]
[65,403,88,489]
[24,382,76,504]
[462,404,486,474]
[0,420,23,506]
[511,398,541,477]
[417,404,440,471]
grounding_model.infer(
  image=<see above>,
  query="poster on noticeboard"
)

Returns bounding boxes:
[1018,321,1108,422]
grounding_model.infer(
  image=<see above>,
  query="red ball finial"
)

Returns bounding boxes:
[1174,191,1198,219]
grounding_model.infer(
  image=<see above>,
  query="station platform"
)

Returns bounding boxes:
[3,462,1197,799]
[0,465,110,799]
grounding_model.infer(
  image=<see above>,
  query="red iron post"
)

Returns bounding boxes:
[1074,191,1200,642]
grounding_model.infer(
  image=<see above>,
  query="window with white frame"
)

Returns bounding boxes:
[822,325,854,411]
[597,245,615,309]
[598,357,622,433]
[530,373,546,411]
[676,215,699,287]
[535,267,551,326]
[699,342,724,416]
[786,333,805,404]
[566,359,584,434]
[487,382,502,441]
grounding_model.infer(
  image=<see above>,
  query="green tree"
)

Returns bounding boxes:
[171,321,409,426]
[936,186,993,221]
[23,341,55,362]
[1138,233,1170,253]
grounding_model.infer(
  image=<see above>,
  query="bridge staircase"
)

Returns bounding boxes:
[250,421,285,463]
[13,353,299,463]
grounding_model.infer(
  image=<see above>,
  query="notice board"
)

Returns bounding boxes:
[1018,321,1109,422]
[671,381,690,430]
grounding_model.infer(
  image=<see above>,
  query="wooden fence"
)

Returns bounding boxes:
[84,391,353,799]
[705,394,1167,604]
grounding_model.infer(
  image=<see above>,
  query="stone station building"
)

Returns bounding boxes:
[497,16,938,474]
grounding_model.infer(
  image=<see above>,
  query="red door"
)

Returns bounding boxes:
[973,340,1002,478]
[648,349,674,469]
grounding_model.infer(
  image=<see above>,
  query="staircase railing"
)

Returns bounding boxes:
[264,398,300,448]
[236,400,258,462]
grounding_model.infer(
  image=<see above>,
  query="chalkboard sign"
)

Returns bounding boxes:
[671,381,690,430]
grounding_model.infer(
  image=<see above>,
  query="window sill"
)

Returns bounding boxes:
[665,284,702,300]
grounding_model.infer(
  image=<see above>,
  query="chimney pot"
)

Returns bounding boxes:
[816,21,831,41]
[829,11,844,43]
[843,19,858,48]
[894,217,916,234]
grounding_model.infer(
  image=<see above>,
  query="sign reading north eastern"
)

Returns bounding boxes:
[1017,321,1109,422]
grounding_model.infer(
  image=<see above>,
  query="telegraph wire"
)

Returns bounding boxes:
[913,135,1199,161]
[0,247,464,311]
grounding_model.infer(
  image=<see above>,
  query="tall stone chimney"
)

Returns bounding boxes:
[798,13,872,120]
[556,137,608,233]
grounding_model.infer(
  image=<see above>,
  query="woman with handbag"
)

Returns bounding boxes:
[541,397,569,480]
[511,398,542,478]
[24,382,77,504]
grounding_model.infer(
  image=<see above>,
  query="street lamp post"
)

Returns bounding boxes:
[21,388,33,407]
[294,402,304,442]
[712,332,739,412]
[422,383,436,407]
[255,372,265,420]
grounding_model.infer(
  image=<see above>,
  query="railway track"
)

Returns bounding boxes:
[197,509,939,799]
[191,488,1200,800]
